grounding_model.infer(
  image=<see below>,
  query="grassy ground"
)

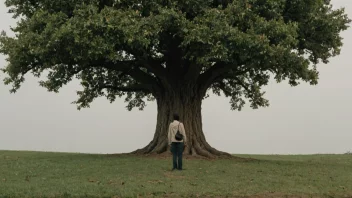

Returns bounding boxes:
[0,151,352,198]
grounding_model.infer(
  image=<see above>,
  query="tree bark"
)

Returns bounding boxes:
[132,86,231,158]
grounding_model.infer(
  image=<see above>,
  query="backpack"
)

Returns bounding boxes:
[175,123,183,141]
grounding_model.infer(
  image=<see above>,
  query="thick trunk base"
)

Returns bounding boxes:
[131,90,232,159]
[132,139,232,159]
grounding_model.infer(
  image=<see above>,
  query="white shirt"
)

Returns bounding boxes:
[168,120,187,145]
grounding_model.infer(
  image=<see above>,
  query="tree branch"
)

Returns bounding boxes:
[198,62,230,85]
[144,59,167,80]
[217,81,232,97]
[89,59,159,86]
[90,59,135,71]
[197,61,239,91]
[101,84,151,93]
[233,77,251,93]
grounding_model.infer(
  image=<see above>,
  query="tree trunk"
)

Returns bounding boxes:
[132,86,231,158]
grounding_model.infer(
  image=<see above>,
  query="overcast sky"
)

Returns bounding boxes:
[0,0,351,155]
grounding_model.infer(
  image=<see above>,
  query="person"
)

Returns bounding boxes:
[168,113,187,171]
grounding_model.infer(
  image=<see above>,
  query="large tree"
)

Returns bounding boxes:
[0,0,350,157]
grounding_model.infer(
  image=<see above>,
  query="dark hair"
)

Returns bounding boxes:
[173,113,180,121]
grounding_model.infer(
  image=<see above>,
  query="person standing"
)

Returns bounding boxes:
[168,113,187,170]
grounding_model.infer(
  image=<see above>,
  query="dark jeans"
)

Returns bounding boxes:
[171,142,184,170]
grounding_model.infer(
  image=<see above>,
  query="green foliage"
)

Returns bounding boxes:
[1,151,352,197]
[0,0,350,110]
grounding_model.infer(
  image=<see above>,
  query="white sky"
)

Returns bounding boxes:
[0,0,351,155]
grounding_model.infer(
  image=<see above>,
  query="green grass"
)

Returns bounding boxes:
[1,151,352,198]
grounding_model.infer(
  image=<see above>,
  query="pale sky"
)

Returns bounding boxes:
[0,0,351,155]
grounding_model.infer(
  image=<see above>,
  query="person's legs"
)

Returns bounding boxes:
[171,143,177,170]
[177,142,183,170]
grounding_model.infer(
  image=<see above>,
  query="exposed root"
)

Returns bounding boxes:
[153,141,168,154]
[194,143,216,159]
[132,139,158,154]
[132,142,234,159]
[205,144,232,157]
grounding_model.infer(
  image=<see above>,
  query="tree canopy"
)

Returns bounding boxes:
[1,0,350,111]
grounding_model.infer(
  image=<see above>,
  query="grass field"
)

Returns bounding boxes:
[0,150,352,198]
